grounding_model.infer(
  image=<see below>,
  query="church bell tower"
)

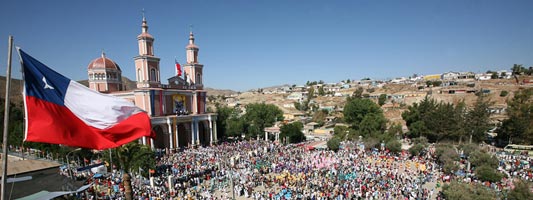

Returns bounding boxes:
[183,31,204,90]
[134,15,161,88]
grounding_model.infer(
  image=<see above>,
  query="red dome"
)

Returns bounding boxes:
[87,55,121,71]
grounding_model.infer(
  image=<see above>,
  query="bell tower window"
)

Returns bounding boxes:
[196,73,202,84]
[150,68,157,81]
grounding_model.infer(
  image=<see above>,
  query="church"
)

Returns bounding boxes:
[85,16,217,150]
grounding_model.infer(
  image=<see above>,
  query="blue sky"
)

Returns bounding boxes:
[1,0,532,91]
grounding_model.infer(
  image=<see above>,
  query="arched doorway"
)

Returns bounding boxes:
[177,123,189,148]
[153,125,167,149]
[198,121,210,146]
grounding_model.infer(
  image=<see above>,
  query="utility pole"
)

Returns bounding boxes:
[1,36,14,200]
[109,148,113,172]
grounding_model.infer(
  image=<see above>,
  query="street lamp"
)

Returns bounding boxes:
[66,148,81,180]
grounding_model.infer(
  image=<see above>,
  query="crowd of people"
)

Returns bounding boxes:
[496,152,533,182]
[52,139,533,200]
[59,140,448,200]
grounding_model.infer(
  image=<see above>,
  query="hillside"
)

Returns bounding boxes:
[210,77,533,129]
[0,76,24,104]
[204,87,238,97]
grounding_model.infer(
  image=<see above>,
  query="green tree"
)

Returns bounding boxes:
[378,94,387,106]
[491,72,499,79]
[385,140,402,153]
[474,165,504,182]
[215,104,232,140]
[402,97,466,142]
[351,87,364,99]
[408,143,425,157]
[508,180,533,200]
[359,113,387,136]
[496,88,533,145]
[333,126,349,140]
[280,122,305,144]
[293,102,301,111]
[511,64,526,75]
[117,142,155,200]
[443,181,498,200]
[387,123,403,137]
[318,86,326,96]
[407,121,428,139]
[435,143,459,174]
[469,151,498,168]
[327,136,341,151]
[465,95,493,143]
[294,100,310,112]
[343,98,383,130]
[333,126,359,141]
[0,99,25,147]
[243,103,284,139]
[226,117,245,138]
[308,87,315,99]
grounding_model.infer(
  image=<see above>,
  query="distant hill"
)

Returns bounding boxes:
[204,87,238,97]
[250,84,292,92]
[0,76,24,104]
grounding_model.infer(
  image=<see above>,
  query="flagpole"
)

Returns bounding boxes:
[1,35,14,200]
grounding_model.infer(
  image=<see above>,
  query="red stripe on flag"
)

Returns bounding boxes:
[25,96,152,150]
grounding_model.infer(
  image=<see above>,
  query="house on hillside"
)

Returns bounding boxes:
[304,122,320,134]
[497,70,512,79]
[283,112,307,122]
[475,73,492,80]
[442,72,460,80]
[287,92,308,102]
[424,74,442,81]
[457,72,476,80]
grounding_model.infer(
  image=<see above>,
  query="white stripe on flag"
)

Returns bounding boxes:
[64,81,144,129]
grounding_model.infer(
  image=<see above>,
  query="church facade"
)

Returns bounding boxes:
[86,16,217,150]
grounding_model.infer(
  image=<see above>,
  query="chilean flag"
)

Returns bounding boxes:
[175,59,182,77]
[19,49,152,150]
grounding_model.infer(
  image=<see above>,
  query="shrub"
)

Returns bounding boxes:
[386,140,402,153]
[327,137,341,151]
[443,181,497,199]
[409,143,425,156]
[500,90,508,97]
[475,165,504,182]
[508,180,533,200]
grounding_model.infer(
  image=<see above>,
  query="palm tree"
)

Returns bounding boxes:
[512,64,524,75]
[116,142,155,200]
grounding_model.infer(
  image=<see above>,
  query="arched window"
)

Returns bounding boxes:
[150,68,157,81]
[196,73,202,84]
